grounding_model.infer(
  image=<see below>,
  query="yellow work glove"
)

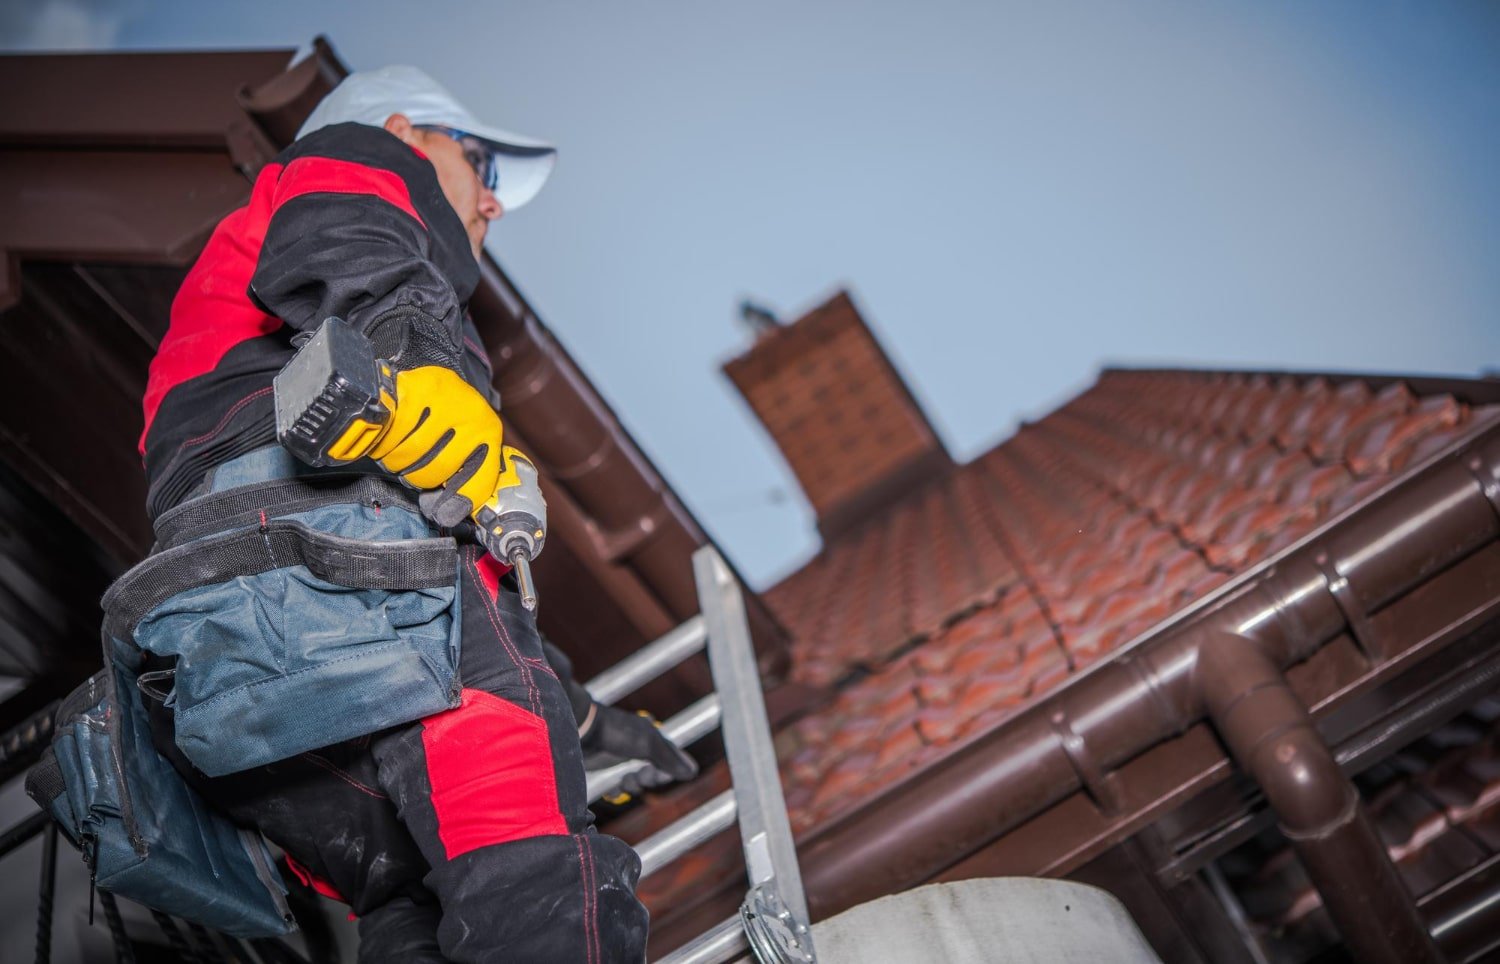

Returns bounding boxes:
[330,365,503,519]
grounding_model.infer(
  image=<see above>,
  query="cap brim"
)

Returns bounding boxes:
[296,65,559,211]
[469,131,557,213]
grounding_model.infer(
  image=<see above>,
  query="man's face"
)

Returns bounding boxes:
[385,114,503,260]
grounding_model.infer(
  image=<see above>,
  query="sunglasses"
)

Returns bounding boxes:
[415,124,500,192]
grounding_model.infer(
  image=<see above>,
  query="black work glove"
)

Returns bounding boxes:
[579,703,700,795]
[538,637,699,796]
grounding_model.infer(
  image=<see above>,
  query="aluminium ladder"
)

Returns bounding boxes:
[582,547,816,964]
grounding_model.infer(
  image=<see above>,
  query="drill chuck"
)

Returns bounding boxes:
[475,449,548,611]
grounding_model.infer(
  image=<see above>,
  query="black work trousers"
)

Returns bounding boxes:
[149,546,648,963]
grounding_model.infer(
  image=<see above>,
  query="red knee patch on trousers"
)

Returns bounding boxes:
[421,687,567,859]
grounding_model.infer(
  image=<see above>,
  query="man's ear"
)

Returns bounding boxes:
[384,113,416,143]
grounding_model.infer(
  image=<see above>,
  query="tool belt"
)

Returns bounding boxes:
[26,447,467,936]
[108,447,465,777]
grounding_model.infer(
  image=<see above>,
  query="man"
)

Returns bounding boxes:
[135,66,695,961]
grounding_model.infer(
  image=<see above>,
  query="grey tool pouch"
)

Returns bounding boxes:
[25,668,296,938]
[105,473,464,777]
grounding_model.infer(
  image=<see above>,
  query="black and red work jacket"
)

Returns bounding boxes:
[141,122,499,519]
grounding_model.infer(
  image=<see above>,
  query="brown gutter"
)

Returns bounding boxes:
[1420,853,1500,961]
[0,49,294,311]
[794,422,1500,955]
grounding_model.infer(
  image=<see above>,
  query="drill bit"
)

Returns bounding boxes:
[510,547,538,611]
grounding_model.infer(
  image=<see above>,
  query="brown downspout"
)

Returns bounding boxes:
[1197,636,1441,963]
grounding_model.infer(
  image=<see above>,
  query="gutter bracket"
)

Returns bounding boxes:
[1051,709,1124,816]
[1465,451,1500,520]
[1312,552,1380,660]
[589,501,675,564]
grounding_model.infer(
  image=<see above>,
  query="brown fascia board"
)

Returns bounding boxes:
[0,49,294,293]
[0,48,296,148]
[237,43,791,680]
[776,407,1500,931]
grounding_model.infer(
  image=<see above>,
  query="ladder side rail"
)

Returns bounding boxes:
[693,546,814,951]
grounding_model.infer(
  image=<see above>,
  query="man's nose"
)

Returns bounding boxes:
[479,189,504,222]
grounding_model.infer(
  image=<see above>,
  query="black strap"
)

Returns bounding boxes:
[103,519,456,638]
[153,473,419,549]
[24,749,65,808]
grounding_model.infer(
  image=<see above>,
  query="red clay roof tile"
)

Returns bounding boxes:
[775,371,1491,791]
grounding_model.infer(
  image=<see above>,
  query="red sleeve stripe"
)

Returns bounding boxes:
[140,162,286,453]
[272,155,427,228]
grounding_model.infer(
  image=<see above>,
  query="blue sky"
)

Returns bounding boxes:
[6,1,1498,587]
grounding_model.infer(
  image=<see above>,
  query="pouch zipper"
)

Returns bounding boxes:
[239,827,295,930]
[82,832,97,925]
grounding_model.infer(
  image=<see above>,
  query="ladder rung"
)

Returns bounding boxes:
[636,789,737,879]
[657,917,750,964]
[586,615,707,705]
[654,915,747,964]
[585,693,722,802]
[661,692,723,746]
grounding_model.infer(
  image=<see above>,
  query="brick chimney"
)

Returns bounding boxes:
[724,291,952,538]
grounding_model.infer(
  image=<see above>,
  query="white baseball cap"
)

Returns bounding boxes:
[297,65,557,212]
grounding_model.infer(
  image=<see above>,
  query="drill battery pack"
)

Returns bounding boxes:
[273,317,392,467]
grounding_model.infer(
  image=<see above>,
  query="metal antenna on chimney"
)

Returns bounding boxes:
[738,299,781,337]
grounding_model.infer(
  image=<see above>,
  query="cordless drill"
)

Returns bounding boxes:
[273,317,548,609]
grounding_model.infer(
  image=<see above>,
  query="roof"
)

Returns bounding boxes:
[625,366,1500,956]
[768,370,1480,690]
